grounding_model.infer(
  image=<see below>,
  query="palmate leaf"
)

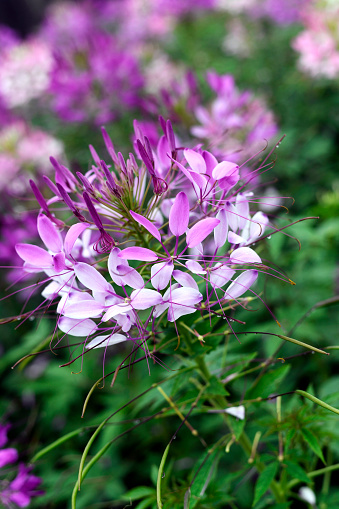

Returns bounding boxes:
[283,460,310,484]
[246,364,291,399]
[300,428,326,464]
[253,461,279,507]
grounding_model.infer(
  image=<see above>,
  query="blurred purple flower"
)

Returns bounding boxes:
[0,464,43,508]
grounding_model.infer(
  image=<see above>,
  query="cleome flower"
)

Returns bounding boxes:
[8,116,292,372]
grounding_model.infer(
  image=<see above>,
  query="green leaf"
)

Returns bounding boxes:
[190,449,220,507]
[253,462,279,507]
[285,429,296,450]
[122,487,155,501]
[247,364,291,399]
[135,498,156,509]
[284,461,310,484]
[300,428,326,464]
[205,376,229,396]
[231,415,246,441]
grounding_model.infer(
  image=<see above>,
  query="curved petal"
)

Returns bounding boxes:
[0,448,18,468]
[230,247,261,265]
[64,223,90,257]
[75,262,112,293]
[103,303,132,322]
[249,211,269,241]
[118,247,158,262]
[212,161,239,180]
[172,270,199,290]
[166,287,203,321]
[184,149,206,174]
[108,248,144,288]
[85,334,127,349]
[38,214,63,253]
[214,209,228,249]
[225,270,258,300]
[15,244,53,268]
[228,231,246,245]
[169,192,189,237]
[185,260,206,274]
[151,261,173,290]
[58,316,97,336]
[63,299,104,318]
[131,288,163,309]
[210,265,235,288]
[186,218,220,248]
[130,211,161,241]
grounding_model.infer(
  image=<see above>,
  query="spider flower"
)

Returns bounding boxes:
[8,117,289,371]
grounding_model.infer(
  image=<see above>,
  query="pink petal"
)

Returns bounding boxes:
[64,223,90,256]
[108,248,144,289]
[169,192,189,237]
[210,264,235,288]
[166,287,202,321]
[85,334,127,349]
[75,263,112,293]
[118,247,158,261]
[151,261,173,290]
[117,265,145,289]
[230,247,261,264]
[0,448,18,468]
[103,303,133,322]
[212,161,239,180]
[130,211,161,241]
[214,209,228,249]
[185,260,206,274]
[235,193,250,230]
[224,202,238,231]
[58,317,97,336]
[53,252,67,272]
[184,149,206,174]
[38,214,63,253]
[130,288,163,309]
[186,218,220,248]
[63,299,104,318]
[172,270,199,290]
[225,270,258,300]
[202,150,218,178]
[249,211,268,240]
[171,157,206,189]
[228,231,246,244]
[9,492,30,507]
[15,244,53,268]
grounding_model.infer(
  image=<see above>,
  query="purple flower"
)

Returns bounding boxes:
[0,464,43,508]
[40,3,144,124]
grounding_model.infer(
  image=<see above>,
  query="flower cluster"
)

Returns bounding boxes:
[150,70,278,165]
[13,118,286,369]
[216,0,309,24]
[40,2,144,124]
[0,35,52,109]
[0,422,43,508]
[292,2,339,79]
[0,121,63,193]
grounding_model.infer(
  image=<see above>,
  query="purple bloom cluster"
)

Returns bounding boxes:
[13,118,287,367]
[147,70,278,166]
[0,423,43,508]
[40,2,144,124]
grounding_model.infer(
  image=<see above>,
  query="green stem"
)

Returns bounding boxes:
[31,428,92,463]
[157,444,170,509]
